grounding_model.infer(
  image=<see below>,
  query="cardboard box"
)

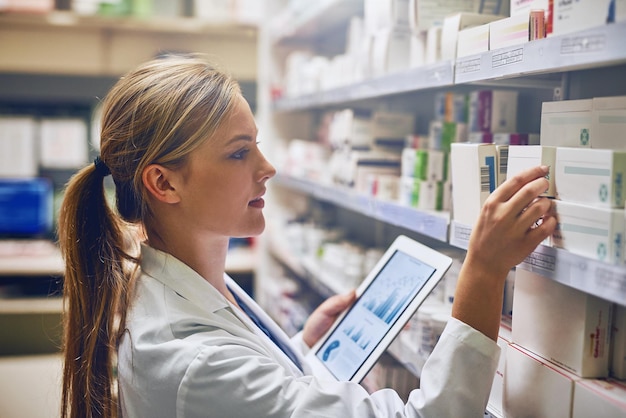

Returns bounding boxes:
[553,0,613,36]
[504,342,578,418]
[496,144,509,188]
[364,0,411,33]
[425,26,442,64]
[0,116,38,178]
[434,92,468,124]
[441,13,502,61]
[591,95,626,150]
[493,132,539,145]
[370,27,412,77]
[513,268,613,378]
[552,200,625,265]
[401,148,446,181]
[409,31,426,68]
[409,0,483,30]
[489,14,530,51]
[506,145,556,197]
[611,304,626,379]
[372,111,416,142]
[540,99,593,148]
[573,379,626,418]
[555,147,626,208]
[456,23,490,58]
[399,177,447,210]
[450,143,497,226]
[428,120,468,152]
[39,118,88,169]
[468,89,519,134]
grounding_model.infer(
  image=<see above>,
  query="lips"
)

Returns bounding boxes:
[249,192,265,208]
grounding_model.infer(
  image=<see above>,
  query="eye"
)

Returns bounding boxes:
[230,148,250,160]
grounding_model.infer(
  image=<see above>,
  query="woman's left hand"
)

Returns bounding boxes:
[302,290,356,348]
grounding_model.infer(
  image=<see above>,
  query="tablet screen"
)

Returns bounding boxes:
[314,249,436,381]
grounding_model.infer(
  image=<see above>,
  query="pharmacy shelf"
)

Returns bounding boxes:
[269,0,362,44]
[0,297,62,315]
[273,61,455,111]
[518,244,626,308]
[455,21,626,84]
[451,221,626,307]
[0,241,64,277]
[267,234,348,299]
[0,11,257,37]
[273,173,450,242]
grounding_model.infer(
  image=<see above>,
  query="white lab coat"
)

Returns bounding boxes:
[118,244,500,418]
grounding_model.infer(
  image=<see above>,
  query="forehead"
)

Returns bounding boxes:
[210,95,257,142]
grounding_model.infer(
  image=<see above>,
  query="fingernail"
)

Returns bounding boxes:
[540,165,550,174]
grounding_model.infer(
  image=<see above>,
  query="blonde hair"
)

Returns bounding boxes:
[58,54,241,418]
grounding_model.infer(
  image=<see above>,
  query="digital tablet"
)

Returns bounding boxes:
[305,235,452,382]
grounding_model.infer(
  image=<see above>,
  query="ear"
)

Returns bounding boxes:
[142,164,181,204]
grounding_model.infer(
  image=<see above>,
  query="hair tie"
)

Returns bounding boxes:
[93,156,111,177]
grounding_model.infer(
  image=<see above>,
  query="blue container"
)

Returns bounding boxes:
[0,178,53,237]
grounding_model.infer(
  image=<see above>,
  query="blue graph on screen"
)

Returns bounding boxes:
[359,251,436,326]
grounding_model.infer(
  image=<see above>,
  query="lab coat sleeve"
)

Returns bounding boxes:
[176,317,499,418]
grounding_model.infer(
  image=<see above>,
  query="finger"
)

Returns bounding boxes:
[518,196,554,229]
[505,175,550,218]
[492,165,550,203]
[320,290,356,315]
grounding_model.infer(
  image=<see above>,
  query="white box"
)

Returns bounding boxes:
[540,99,592,148]
[39,118,89,169]
[399,177,446,210]
[456,23,490,58]
[510,0,549,16]
[468,89,519,133]
[0,116,38,178]
[441,13,502,61]
[372,111,415,141]
[364,0,411,33]
[496,144,509,188]
[504,343,578,418]
[555,147,626,208]
[573,379,626,418]
[513,268,612,378]
[553,0,613,36]
[401,148,446,181]
[493,132,539,145]
[409,30,426,68]
[450,143,497,226]
[506,145,556,197]
[409,0,482,30]
[370,27,412,77]
[612,304,626,379]
[489,14,529,51]
[552,200,625,265]
[592,95,626,150]
[425,26,442,64]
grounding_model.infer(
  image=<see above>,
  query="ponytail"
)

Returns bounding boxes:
[58,162,137,418]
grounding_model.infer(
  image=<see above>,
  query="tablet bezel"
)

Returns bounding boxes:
[304,234,453,383]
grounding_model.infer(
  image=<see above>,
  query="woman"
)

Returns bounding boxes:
[58,54,556,418]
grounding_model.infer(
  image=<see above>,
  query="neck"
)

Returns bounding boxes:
[146,231,231,296]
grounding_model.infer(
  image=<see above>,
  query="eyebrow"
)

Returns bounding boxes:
[227,133,257,145]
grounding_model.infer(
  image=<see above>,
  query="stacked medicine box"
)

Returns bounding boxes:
[494,95,626,418]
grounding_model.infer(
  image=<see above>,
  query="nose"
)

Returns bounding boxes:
[258,151,276,182]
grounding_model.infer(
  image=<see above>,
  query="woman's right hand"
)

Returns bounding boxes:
[466,165,557,278]
[451,165,557,341]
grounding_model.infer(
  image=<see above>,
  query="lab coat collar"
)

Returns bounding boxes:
[139,243,230,314]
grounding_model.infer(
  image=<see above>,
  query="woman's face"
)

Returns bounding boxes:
[175,94,276,239]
